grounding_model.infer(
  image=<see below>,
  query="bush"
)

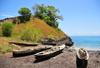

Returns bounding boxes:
[58,28,61,31]
[1,22,14,37]
[12,16,30,24]
[12,17,20,24]
[0,44,17,54]
[18,16,30,23]
[48,35,54,40]
[21,26,43,42]
[56,43,62,46]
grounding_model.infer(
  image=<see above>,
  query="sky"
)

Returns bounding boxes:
[0,0,100,36]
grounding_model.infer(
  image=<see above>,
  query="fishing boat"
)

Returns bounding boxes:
[34,44,65,60]
[77,48,89,60]
[13,46,52,57]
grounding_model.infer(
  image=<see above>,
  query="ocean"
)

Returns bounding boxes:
[70,36,100,50]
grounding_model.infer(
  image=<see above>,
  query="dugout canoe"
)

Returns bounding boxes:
[77,48,89,60]
[13,46,52,57]
[9,42,38,46]
[34,44,65,60]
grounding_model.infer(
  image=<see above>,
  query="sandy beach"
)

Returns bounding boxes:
[0,47,100,68]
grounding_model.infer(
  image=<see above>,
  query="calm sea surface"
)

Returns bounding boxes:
[70,36,100,50]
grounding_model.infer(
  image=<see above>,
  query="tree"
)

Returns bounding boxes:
[18,7,31,16]
[32,4,63,28]
[18,7,32,23]
[1,22,14,37]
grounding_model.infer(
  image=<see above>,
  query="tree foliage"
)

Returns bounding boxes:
[32,4,63,28]
[18,7,31,16]
[18,7,32,23]
[1,22,14,37]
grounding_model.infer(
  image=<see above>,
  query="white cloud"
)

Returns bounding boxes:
[67,31,100,36]
[1,14,14,17]
[78,32,81,34]
[91,32,100,34]
[94,32,99,34]
[77,32,87,34]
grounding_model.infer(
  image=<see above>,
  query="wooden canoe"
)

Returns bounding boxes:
[76,48,89,68]
[9,42,38,46]
[12,46,52,57]
[77,48,89,60]
[34,44,65,60]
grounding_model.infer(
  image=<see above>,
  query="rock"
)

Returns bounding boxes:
[98,53,100,54]
[51,57,56,59]
[38,36,74,46]
[65,46,76,52]
[68,49,73,52]
[61,56,64,57]
[65,41,74,46]
[96,60,99,63]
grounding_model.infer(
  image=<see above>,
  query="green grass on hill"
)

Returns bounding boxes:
[0,37,19,54]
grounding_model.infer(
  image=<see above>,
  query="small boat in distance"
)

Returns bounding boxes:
[77,48,89,60]
[13,46,52,57]
[34,44,65,60]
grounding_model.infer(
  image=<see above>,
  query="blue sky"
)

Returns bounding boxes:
[0,0,100,36]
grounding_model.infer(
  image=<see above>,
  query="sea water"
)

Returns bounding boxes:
[70,36,100,50]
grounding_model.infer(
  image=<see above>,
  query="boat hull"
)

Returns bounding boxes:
[34,44,65,60]
[13,47,51,57]
[9,42,38,46]
[35,49,63,60]
[77,50,89,60]
[76,55,88,68]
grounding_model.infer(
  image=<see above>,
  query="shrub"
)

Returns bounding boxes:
[0,44,17,54]
[56,43,62,46]
[18,16,29,23]
[21,26,43,42]
[48,35,54,40]
[12,17,21,24]
[1,22,14,37]
[58,28,61,31]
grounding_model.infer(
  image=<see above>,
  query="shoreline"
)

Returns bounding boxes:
[74,46,100,51]
[0,47,100,68]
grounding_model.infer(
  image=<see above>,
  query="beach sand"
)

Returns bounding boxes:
[0,47,100,68]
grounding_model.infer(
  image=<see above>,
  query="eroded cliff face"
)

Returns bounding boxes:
[38,36,74,46]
